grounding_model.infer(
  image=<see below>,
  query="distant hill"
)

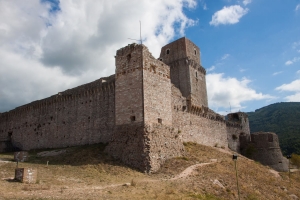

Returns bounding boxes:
[247,102,300,155]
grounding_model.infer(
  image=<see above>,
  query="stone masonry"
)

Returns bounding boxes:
[0,37,286,172]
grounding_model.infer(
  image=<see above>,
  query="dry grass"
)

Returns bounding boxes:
[0,142,300,199]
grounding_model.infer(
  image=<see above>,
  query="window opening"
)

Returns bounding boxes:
[130,116,136,122]
[158,118,162,124]
[268,134,273,142]
[127,54,131,61]
[166,49,170,55]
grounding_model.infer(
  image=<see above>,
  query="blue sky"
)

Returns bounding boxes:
[0,0,299,114]
[184,0,300,113]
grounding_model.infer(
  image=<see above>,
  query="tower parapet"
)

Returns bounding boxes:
[159,37,208,109]
[240,132,288,172]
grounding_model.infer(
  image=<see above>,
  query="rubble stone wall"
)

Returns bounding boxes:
[105,122,184,173]
[0,76,115,150]
[241,132,288,172]
[143,47,172,126]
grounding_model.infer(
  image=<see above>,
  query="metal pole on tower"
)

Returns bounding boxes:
[140,21,142,44]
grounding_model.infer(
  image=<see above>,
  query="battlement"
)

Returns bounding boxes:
[159,37,201,65]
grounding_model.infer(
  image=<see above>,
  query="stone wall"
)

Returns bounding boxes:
[226,112,250,152]
[171,86,245,149]
[106,122,184,173]
[0,76,115,150]
[143,47,172,126]
[115,44,144,125]
[241,132,288,172]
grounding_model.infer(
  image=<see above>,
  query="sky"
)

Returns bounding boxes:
[0,0,299,115]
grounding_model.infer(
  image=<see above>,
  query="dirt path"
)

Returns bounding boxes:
[169,162,213,181]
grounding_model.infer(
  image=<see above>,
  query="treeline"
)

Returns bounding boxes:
[247,102,300,155]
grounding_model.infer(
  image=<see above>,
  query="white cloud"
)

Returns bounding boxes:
[243,0,252,6]
[209,5,249,26]
[272,71,283,76]
[221,53,230,60]
[285,57,300,65]
[296,4,300,11]
[239,68,247,72]
[206,73,274,112]
[285,93,300,101]
[276,79,300,92]
[207,66,215,72]
[297,70,300,74]
[276,79,300,101]
[0,0,196,112]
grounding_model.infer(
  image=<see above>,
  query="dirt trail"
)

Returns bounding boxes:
[169,162,213,180]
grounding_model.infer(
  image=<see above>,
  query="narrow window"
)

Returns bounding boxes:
[194,48,197,55]
[195,71,198,78]
[127,54,131,61]
[268,134,273,142]
[158,118,162,124]
[166,49,170,55]
[130,116,136,122]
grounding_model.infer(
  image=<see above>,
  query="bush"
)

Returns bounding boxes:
[291,154,300,168]
[245,144,256,158]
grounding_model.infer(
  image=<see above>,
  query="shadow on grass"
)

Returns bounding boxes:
[6,143,130,169]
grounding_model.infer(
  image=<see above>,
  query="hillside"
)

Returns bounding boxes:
[0,143,299,199]
[247,102,300,155]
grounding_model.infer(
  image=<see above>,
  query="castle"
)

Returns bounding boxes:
[0,37,287,172]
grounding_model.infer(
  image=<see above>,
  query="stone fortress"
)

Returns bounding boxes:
[0,37,287,172]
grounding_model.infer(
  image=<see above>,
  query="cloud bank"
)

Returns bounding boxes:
[0,0,196,112]
[276,79,300,101]
[206,73,274,113]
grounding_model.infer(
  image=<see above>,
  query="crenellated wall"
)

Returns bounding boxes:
[0,76,115,151]
[240,132,288,172]
[171,86,246,149]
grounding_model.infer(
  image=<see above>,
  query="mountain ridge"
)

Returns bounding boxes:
[247,102,300,155]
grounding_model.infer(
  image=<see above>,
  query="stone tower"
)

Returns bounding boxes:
[240,132,288,172]
[107,43,183,172]
[159,37,208,110]
[114,43,172,126]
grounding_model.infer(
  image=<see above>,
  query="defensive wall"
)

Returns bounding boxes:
[0,37,251,172]
[240,132,288,172]
[0,75,115,151]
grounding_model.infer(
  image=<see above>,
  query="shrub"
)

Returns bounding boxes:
[245,144,256,158]
[291,154,300,168]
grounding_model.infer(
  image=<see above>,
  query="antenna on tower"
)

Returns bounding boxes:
[128,21,143,44]
[140,20,142,44]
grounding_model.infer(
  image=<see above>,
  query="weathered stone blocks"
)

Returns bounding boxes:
[15,168,37,183]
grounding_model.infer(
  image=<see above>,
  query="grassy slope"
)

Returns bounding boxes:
[247,102,300,155]
[0,143,299,200]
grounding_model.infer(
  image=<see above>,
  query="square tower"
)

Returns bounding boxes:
[159,37,208,109]
[115,43,172,126]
